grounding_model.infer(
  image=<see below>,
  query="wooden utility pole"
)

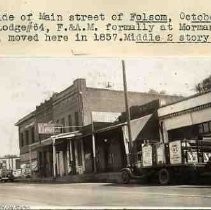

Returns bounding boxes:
[122,60,133,166]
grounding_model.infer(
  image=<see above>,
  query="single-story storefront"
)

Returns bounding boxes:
[158,91,211,143]
[30,111,159,178]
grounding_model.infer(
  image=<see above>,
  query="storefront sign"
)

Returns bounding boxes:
[156,143,166,164]
[92,112,120,123]
[169,140,182,164]
[142,144,153,167]
[187,151,198,163]
[38,123,55,134]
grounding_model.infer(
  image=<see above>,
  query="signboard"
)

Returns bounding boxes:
[142,144,153,167]
[187,152,198,163]
[38,123,55,134]
[156,143,166,165]
[203,152,211,162]
[92,112,120,123]
[169,140,182,164]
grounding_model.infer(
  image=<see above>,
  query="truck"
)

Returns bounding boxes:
[121,139,211,185]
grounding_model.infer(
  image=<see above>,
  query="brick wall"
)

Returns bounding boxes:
[83,87,182,125]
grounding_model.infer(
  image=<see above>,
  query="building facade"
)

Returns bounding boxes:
[0,157,20,171]
[16,78,181,178]
[158,90,211,143]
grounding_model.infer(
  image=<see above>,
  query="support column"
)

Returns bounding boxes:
[66,142,70,175]
[69,140,73,162]
[81,139,85,173]
[69,140,74,174]
[52,137,56,178]
[92,134,96,173]
[91,112,97,173]
[29,146,32,175]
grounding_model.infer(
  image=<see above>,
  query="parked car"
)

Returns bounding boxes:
[0,169,14,182]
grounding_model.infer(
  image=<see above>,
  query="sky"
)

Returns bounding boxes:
[0,57,211,156]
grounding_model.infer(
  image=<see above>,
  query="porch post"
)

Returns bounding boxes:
[29,145,32,175]
[91,112,97,173]
[81,139,85,173]
[52,137,56,178]
[66,142,70,175]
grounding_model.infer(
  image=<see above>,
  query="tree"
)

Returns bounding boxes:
[195,75,211,93]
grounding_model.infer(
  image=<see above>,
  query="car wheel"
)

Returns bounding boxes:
[158,168,171,185]
[121,170,130,184]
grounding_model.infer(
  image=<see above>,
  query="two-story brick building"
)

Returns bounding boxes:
[16,78,182,178]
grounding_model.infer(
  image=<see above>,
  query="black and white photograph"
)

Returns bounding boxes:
[0,57,211,208]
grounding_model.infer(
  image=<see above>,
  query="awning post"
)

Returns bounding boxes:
[91,112,97,173]
[52,137,56,178]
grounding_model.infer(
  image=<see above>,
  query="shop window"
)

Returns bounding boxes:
[203,122,209,133]
[198,124,203,134]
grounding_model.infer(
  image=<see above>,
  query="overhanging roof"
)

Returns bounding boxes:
[96,114,153,141]
[29,131,81,150]
[128,114,153,141]
[51,131,81,140]
[158,91,211,118]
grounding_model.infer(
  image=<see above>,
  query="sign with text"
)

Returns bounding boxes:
[92,112,120,123]
[156,143,166,165]
[169,140,182,165]
[142,144,153,167]
[37,123,55,134]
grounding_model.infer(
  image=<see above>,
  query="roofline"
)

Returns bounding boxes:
[86,87,182,98]
[0,157,20,159]
[15,111,36,126]
[160,89,211,108]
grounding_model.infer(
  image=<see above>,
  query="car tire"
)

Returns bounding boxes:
[158,168,171,185]
[121,170,130,184]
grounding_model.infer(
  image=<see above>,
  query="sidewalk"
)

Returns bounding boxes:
[15,172,123,184]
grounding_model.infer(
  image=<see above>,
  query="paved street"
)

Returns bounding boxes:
[1,182,211,208]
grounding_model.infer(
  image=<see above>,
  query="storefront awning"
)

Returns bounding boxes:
[52,131,81,140]
[163,107,211,131]
[122,114,153,141]
[30,131,82,150]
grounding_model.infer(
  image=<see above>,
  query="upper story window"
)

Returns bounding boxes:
[20,133,24,147]
[75,112,79,130]
[25,130,29,145]
[68,114,72,132]
[31,126,35,143]
[61,118,65,133]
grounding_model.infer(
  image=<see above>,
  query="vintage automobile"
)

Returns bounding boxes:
[0,168,15,182]
[121,139,211,185]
